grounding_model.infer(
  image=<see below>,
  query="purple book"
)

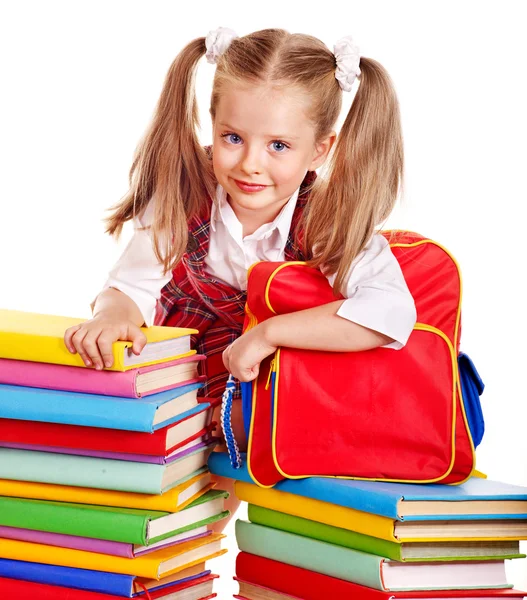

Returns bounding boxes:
[0,437,215,464]
[0,524,212,558]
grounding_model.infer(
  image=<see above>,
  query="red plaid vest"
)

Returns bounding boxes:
[154,170,317,400]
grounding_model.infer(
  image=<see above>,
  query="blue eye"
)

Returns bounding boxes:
[271,141,288,152]
[222,133,242,145]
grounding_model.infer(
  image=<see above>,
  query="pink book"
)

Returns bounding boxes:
[0,355,205,397]
[0,525,211,558]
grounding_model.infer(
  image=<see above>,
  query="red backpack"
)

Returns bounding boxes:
[229,231,484,487]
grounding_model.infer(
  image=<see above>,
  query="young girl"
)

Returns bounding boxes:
[64,27,417,521]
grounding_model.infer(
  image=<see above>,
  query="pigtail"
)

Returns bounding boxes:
[303,57,404,295]
[105,38,216,274]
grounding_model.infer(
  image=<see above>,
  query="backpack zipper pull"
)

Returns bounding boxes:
[265,358,276,390]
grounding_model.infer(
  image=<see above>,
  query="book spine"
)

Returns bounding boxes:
[0,525,133,557]
[0,331,127,371]
[235,521,385,590]
[0,418,168,455]
[0,578,124,599]
[0,448,165,494]
[0,496,150,545]
[0,384,156,431]
[0,358,137,397]
[0,560,133,596]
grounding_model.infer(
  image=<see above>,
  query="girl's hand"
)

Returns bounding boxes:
[64,314,147,370]
[222,323,277,382]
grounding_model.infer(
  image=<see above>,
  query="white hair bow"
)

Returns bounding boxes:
[333,35,361,92]
[205,27,239,64]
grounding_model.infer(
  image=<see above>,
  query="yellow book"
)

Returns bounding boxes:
[0,471,213,512]
[235,482,527,542]
[235,481,398,542]
[0,309,197,371]
[0,533,226,579]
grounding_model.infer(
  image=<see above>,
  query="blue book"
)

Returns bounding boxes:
[0,558,209,596]
[209,452,527,521]
[0,382,203,432]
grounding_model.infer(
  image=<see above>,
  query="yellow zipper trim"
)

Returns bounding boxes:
[260,236,476,484]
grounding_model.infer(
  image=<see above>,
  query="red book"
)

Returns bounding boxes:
[235,553,527,599]
[0,574,218,599]
[0,401,215,456]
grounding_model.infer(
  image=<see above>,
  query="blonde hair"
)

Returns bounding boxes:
[105,28,403,292]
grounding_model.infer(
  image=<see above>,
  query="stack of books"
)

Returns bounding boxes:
[209,452,527,599]
[0,309,229,599]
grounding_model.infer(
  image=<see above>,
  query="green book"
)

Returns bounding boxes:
[0,489,228,545]
[248,505,525,562]
[235,521,512,591]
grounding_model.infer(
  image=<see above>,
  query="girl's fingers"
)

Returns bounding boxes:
[70,328,92,367]
[81,330,105,370]
[64,325,82,353]
[130,327,148,355]
[97,331,119,368]
[222,346,231,373]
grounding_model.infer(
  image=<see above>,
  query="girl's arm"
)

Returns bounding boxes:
[222,300,392,382]
[263,299,393,350]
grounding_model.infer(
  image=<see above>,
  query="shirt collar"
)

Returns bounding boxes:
[211,183,300,247]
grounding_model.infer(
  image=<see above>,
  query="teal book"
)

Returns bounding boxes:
[235,521,512,591]
[0,444,215,494]
[0,490,228,545]
[209,452,527,520]
[248,505,525,562]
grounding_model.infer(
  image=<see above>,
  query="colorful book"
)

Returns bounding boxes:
[0,355,205,397]
[0,559,208,596]
[0,402,212,455]
[0,533,226,578]
[0,381,203,432]
[0,309,197,371]
[248,505,525,561]
[235,553,527,600]
[0,427,215,463]
[0,525,211,557]
[0,469,211,512]
[0,489,228,545]
[235,521,512,591]
[0,444,216,494]
[210,451,527,519]
[0,573,218,599]
[235,481,527,542]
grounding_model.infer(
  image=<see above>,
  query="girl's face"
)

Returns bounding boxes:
[212,83,335,227]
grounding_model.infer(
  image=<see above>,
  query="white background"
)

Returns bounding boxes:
[1,0,526,594]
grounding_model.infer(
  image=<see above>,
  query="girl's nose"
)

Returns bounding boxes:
[240,145,263,175]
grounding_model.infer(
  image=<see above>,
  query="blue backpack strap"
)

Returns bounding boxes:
[220,374,242,469]
[241,381,253,439]
[458,352,485,447]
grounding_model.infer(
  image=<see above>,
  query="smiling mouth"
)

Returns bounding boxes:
[233,179,269,192]
[234,179,268,187]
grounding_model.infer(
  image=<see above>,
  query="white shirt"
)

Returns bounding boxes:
[99,184,417,350]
